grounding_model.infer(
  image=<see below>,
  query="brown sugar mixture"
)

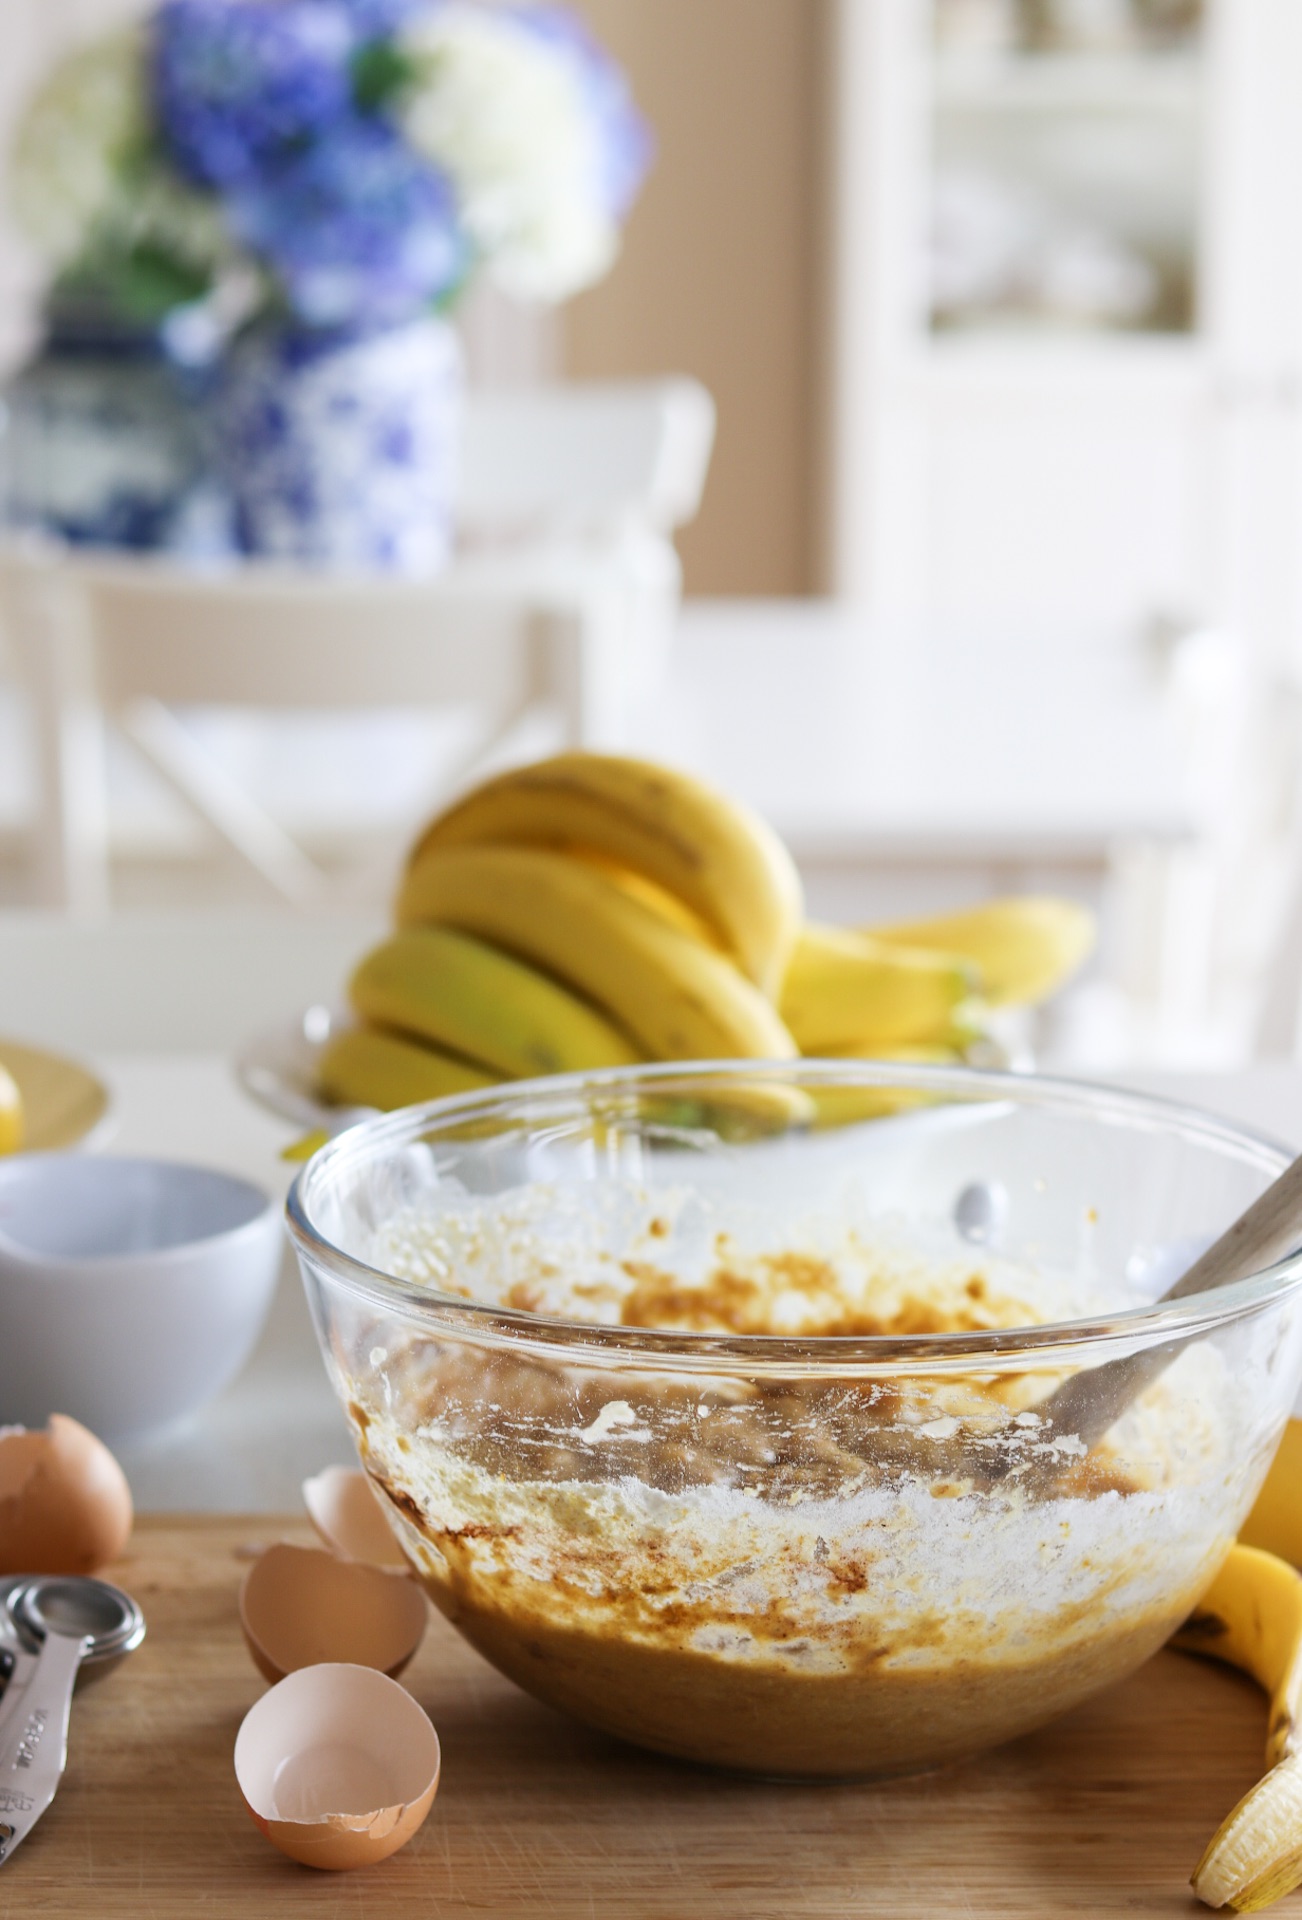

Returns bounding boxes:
[345,1200,1245,1777]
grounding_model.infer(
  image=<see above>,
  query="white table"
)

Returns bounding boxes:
[92,1050,1302,1513]
[641,602,1204,874]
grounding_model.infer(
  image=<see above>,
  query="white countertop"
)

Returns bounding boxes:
[90,1051,1302,1513]
[99,1053,355,1511]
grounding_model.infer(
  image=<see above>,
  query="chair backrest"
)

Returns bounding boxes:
[457,378,715,532]
[3,555,536,710]
[0,377,716,712]
[0,908,383,1053]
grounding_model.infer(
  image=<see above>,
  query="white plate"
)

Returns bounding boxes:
[234,1006,372,1133]
[235,1006,1021,1138]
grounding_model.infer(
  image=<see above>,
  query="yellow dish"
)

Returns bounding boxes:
[0,1039,111,1152]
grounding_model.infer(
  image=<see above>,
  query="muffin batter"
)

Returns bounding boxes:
[336,1189,1251,1776]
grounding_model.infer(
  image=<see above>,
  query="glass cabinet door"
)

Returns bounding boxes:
[928,0,1206,335]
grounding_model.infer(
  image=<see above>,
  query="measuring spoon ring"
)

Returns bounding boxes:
[0,1577,144,1867]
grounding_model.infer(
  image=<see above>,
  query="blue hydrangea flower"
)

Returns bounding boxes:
[229,118,464,328]
[153,0,355,191]
[514,6,652,218]
[340,0,431,36]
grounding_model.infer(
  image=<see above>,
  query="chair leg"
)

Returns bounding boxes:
[39,690,113,916]
[122,698,327,906]
[10,567,112,913]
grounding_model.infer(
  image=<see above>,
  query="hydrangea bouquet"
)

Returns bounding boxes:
[8,0,650,566]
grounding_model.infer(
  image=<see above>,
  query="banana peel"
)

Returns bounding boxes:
[1174,1544,1302,1909]
[1193,1757,1302,1912]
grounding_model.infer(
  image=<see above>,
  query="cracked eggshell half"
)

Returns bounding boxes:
[302,1467,408,1570]
[0,1415,132,1575]
[239,1543,427,1685]
[235,1663,440,1870]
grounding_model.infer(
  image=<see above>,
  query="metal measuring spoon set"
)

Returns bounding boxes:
[0,1574,144,1866]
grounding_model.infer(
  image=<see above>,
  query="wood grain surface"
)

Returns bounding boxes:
[0,1514,1291,1919]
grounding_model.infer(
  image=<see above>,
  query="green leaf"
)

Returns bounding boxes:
[351,39,418,113]
[52,238,214,329]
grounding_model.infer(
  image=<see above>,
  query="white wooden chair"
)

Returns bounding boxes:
[1,377,715,913]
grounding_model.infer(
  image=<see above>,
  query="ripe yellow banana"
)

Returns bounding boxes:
[317,1024,496,1113]
[833,1040,966,1065]
[1174,1544,1302,1910]
[864,896,1094,1007]
[1241,1422,1302,1570]
[779,922,974,1052]
[406,752,803,998]
[397,843,797,1063]
[350,927,641,1080]
[0,1062,23,1154]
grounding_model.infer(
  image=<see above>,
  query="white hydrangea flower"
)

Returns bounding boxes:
[398,5,620,303]
[9,28,150,266]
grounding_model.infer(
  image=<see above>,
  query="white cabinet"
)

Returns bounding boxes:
[824,0,1302,672]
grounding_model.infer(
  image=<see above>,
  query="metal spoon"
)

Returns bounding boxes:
[0,1576,144,1866]
[968,1149,1302,1488]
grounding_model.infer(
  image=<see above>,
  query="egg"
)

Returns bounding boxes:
[302,1467,409,1569]
[234,1663,441,1870]
[0,1414,133,1575]
[239,1543,428,1684]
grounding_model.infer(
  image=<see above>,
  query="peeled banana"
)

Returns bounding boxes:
[398,844,797,1064]
[406,751,803,998]
[350,927,641,1080]
[780,922,974,1053]
[1174,1544,1302,1909]
[864,896,1094,1007]
[317,1025,496,1112]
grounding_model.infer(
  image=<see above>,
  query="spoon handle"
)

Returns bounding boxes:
[0,1631,87,1867]
[1036,1148,1302,1459]
[1163,1150,1302,1302]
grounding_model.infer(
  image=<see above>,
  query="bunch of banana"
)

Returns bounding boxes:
[317,749,1098,1114]
[319,752,803,1111]
[1173,1544,1302,1910]
[405,750,803,996]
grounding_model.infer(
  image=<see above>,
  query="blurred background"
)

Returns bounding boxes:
[5,0,1302,1074]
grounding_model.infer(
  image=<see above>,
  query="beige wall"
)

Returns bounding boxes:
[1,1,827,593]
[565,1,825,596]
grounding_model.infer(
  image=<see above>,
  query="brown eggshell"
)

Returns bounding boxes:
[234,1663,440,1870]
[239,1544,427,1684]
[0,1415,133,1575]
[302,1467,408,1570]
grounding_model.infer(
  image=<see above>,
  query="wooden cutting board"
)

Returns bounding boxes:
[0,1514,1289,1919]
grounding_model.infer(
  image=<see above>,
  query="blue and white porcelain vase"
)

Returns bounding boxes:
[2,315,210,551]
[215,316,462,572]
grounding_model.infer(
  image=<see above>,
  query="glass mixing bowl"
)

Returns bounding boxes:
[287,1062,1302,1779]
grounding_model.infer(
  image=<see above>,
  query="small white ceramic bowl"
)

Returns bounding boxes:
[0,1155,283,1443]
